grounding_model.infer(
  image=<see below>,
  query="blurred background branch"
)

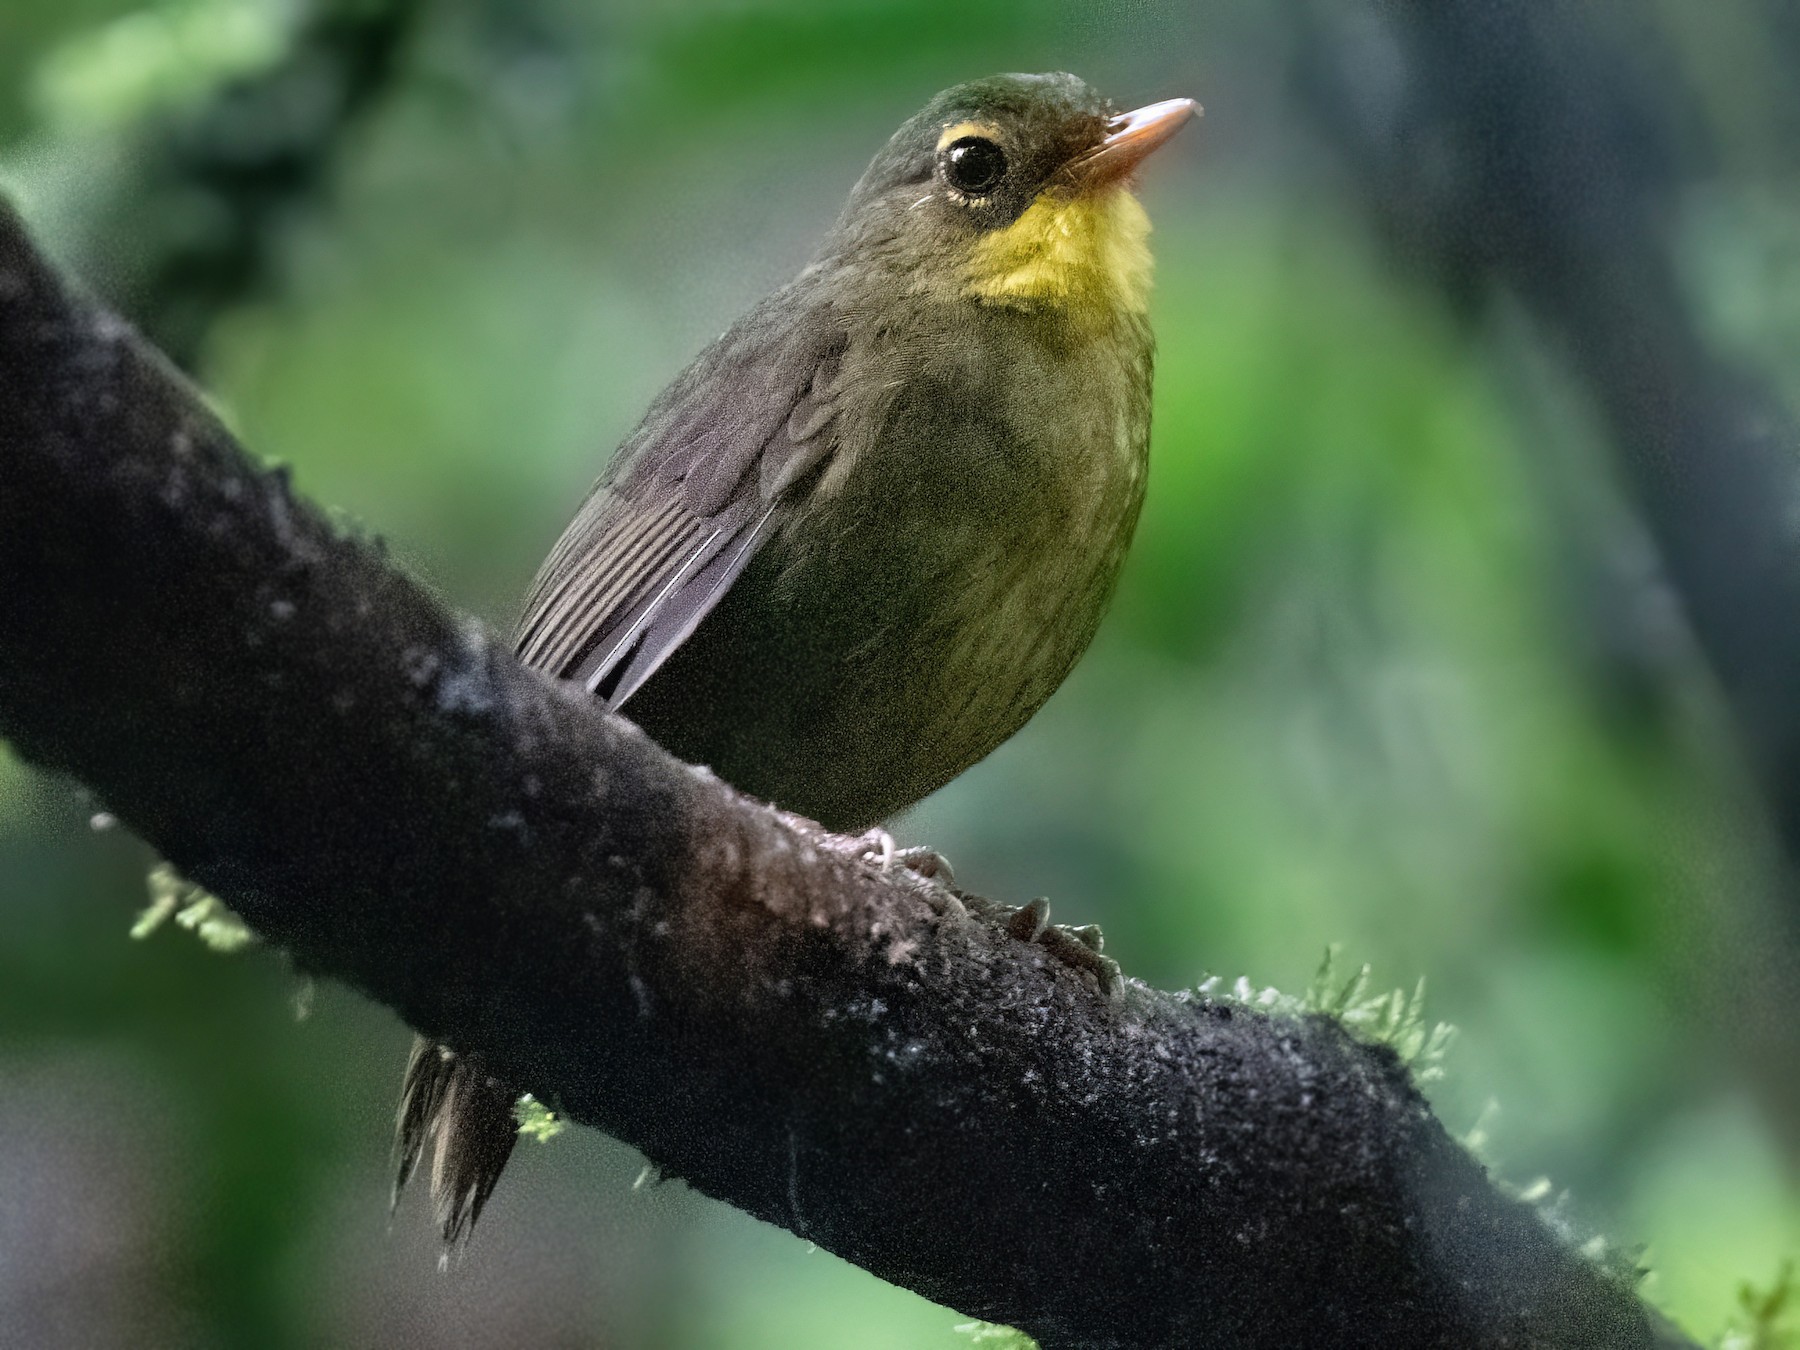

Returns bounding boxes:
[1295,0,1800,1136]
[1297,0,1800,893]
[14,0,421,369]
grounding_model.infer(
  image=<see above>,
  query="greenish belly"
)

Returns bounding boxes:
[627,422,1145,832]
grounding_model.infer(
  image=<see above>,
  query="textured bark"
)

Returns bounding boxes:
[0,204,1695,1349]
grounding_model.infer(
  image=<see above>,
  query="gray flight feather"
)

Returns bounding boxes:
[514,291,849,703]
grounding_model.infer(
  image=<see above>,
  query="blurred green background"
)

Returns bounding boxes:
[3,0,1799,1345]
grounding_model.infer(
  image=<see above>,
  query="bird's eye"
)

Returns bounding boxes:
[941,136,1008,196]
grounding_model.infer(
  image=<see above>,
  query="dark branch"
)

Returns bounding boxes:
[0,204,1694,1350]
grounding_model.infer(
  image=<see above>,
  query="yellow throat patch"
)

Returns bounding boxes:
[963,190,1153,316]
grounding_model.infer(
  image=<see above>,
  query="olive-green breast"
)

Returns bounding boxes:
[623,298,1153,831]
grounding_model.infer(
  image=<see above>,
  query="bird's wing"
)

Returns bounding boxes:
[513,303,847,708]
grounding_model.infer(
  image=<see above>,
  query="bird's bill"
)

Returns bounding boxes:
[1062,98,1200,191]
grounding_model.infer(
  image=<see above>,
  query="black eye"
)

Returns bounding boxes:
[941,136,1007,195]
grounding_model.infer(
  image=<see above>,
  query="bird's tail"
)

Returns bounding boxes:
[393,1036,519,1253]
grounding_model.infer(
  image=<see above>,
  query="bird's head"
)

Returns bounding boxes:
[828,73,1198,321]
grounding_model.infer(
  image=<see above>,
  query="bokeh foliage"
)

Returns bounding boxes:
[2,0,1798,1345]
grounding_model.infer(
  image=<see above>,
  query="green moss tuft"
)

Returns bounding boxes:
[133,862,257,953]
[514,1093,566,1144]
[1720,1261,1798,1350]
[1195,946,1457,1086]
[1302,946,1458,1083]
[953,1321,1039,1349]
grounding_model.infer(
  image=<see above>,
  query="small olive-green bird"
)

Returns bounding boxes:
[396,71,1196,1247]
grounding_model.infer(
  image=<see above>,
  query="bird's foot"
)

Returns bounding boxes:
[815,825,954,885]
[998,896,1122,1000]
[794,819,1112,994]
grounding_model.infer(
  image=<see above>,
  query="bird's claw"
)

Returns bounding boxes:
[814,825,955,886]
[998,897,1121,1000]
[861,827,898,869]
[849,828,954,883]
[889,844,953,883]
[806,824,1114,994]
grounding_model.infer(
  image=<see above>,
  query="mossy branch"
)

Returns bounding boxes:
[0,201,1698,1350]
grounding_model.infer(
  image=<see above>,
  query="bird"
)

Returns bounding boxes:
[394,70,1197,1251]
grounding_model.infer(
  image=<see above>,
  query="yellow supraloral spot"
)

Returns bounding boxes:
[937,120,1001,152]
[963,190,1153,316]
